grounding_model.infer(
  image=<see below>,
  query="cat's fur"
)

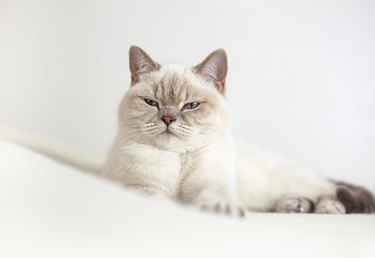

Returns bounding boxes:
[103,46,375,215]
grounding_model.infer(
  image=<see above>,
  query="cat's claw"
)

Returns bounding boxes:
[200,201,245,217]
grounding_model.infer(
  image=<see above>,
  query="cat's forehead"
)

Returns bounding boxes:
[139,65,205,104]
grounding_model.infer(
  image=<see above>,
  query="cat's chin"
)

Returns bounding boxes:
[157,134,179,146]
[159,129,179,137]
[150,132,201,153]
[153,133,184,152]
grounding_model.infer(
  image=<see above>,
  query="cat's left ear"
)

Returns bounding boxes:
[193,49,228,93]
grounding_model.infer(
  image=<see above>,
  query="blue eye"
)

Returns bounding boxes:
[183,102,200,110]
[144,98,159,108]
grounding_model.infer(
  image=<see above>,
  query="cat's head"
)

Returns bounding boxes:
[118,46,231,152]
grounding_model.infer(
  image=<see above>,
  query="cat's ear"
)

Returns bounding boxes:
[193,49,228,93]
[129,46,160,85]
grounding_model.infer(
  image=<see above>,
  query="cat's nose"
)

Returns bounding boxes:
[161,115,176,126]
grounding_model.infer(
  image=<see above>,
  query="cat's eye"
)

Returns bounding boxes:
[183,102,200,110]
[144,98,159,108]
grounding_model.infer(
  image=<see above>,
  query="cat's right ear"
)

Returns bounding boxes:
[129,46,160,85]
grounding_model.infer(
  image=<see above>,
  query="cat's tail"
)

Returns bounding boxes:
[334,181,375,214]
[0,125,104,174]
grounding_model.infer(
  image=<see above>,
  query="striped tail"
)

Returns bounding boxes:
[335,181,375,214]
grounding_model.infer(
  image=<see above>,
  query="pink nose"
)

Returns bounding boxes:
[161,116,176,125]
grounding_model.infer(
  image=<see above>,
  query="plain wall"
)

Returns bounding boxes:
[1,0,374,188]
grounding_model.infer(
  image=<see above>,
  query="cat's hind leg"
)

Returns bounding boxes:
[275,196,315,213]
[315,182,375,214]
[315,197,346,214]
[275,196,347,214]
[335,182,375,213]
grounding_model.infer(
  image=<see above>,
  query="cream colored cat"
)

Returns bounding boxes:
[1,46,372,215]
[103,46,375,215]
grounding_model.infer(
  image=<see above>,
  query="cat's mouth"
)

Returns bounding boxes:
[160,128,179,138]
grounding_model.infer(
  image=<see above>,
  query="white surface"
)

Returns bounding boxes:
[1,140,374,258]
[0,0,375,188]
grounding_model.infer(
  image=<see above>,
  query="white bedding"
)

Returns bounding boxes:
[0,139,374,258]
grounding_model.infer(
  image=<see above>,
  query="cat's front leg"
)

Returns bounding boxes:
[178,142,245,217]
[195,188,245,217]
[177,172,246,217]
[104,143,181,198]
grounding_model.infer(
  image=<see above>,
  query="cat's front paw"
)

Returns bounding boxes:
[200,201,245,217]
[275,197,314,213]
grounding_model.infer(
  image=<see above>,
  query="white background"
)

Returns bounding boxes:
[1,0,374,188]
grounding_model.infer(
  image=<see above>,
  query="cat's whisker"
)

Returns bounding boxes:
[123,123,160,136]
[123,129,143,135]
[174,126,193,136]
[179,124,191,129]
[141,126,163,135]
[178,125,193,131]
[119,131,148,144]
[177,126,193,132]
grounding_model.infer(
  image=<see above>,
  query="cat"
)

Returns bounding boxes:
[103,46,375,216]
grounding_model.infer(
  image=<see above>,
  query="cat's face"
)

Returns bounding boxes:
[118,46,230,152]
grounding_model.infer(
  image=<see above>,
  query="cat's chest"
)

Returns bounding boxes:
[177,152,202,183]
[116,143,210,197]
[123,143,204,174]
